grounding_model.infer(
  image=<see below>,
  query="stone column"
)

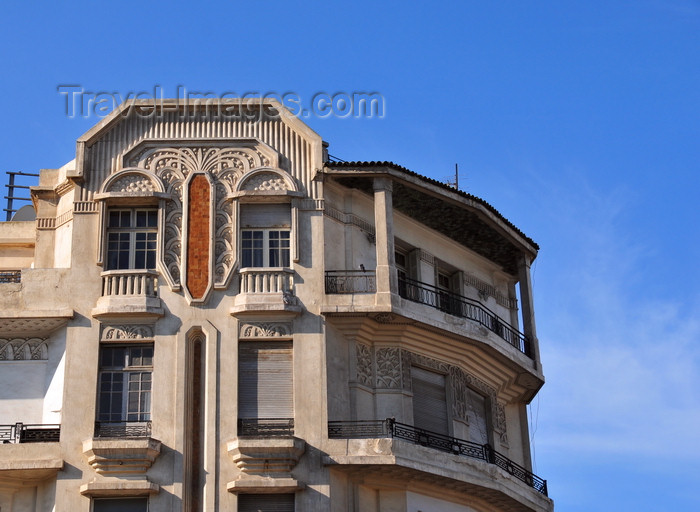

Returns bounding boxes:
[373,177,396,306]
[518,254,542,371]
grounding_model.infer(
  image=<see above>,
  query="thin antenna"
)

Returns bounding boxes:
[444,163,460,190]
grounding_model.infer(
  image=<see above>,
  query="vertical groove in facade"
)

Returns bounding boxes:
[79,111,319,203]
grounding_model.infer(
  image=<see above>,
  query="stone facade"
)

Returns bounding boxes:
[0,99,552,512]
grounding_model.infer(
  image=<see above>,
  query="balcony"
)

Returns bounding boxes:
[328,419,547,497]
[238,418,295,437]
[228,418,305,493]
[94,421,152,438]
[231,267,301,315]
[92,269,163,318]
[0,270,21,283]
[0,423,60,444]
[325,270,377,294]
[0,425,63,490]
[399,276,531,357]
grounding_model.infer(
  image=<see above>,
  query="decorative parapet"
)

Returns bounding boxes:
[82,437,161,475]
[231,268,301,315]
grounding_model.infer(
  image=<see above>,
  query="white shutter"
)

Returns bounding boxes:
[238,494,295,512]
[411,366,449,435]
[240,204,290,228]
[239,342,293,419]
[466,388,489,445]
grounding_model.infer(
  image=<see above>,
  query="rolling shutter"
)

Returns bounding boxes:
[411,366,449,435]
[239,342,293,419]
[238,494,295,512]
[240,204,290,228]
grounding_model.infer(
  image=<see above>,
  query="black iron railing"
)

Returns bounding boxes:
[399,276,531,357]
[0,270,21,283]
[94,421,152,438]
[0,423,60,443]
[328,419,547,496]
[238,418,295,437]
[4,171,39,221]
[325,270,377,294]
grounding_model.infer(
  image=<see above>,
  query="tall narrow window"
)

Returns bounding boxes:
[97,345,153,437]
[411,366,449,436]
[106,208,157,270]
[238,341,293,436]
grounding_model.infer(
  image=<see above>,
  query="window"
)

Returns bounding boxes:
[241,230,290,268]
[106,208,157,270]
[239,203,291,268]
[93,498,148,512]
[238,494,294,512]
[238,341,293,435]
[97,345,153,427]
[411,366,449,436]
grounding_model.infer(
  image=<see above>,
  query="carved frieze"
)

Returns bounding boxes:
[239,322,292,339]
[101,325,154,341]
[241,172,288,192]
[108,174,156,194]
[375,347,402,389]
[0,338,48,361]
[355,343,373,387]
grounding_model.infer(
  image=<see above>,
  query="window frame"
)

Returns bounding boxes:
[96,344,154,425]
[105,207,158,271]
[240,228,291,268]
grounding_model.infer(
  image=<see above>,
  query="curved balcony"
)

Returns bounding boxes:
[92,269,163,318]
[398,276,531,357]
[326,419,551,512]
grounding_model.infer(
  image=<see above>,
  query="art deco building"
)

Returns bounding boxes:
[0,99,552,512]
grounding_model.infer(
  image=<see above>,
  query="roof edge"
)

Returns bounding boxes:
[323,161,539,255]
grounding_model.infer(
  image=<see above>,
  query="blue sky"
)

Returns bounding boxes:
[1,1,699,510]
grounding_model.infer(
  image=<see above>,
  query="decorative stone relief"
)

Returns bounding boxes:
[101,325,154,341]
[372,313,395,324]
[108,174,156,194]
[355,343,373,387]
[239,322,292,338]
[447,365,508,444]
[409,351,508,445]
[214,182,233,286]
[241,172,288,192]
[124,146,283,291]
[400,349,412,392]
[0,338,48,361]
[410,352,450,374]
[375,347,401,389]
